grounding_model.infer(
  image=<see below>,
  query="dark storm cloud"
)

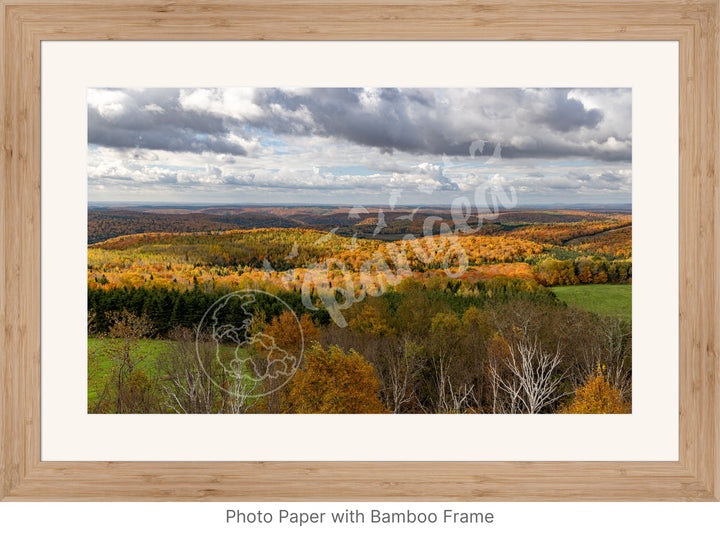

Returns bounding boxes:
[88,87,631,162]
[248,88,464,155]
[495,139,629,162]
[88,88,247,155]
[528,90,603,132]
[243,88,629,161]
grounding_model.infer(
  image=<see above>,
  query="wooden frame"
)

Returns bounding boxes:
[1,0,718,501]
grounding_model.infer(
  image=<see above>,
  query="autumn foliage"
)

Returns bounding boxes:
[261,311,319,360]
[504,219,630,246]
[87,208,633,415]
[561,368,631,414]
[285,344,388,413]
[349,305,395,336]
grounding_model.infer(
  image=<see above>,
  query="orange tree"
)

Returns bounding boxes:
[561,367,630,414]
[251,311,319,413]
[261,310,319,360]
[285,344,388,413]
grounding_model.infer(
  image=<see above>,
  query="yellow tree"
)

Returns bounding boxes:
[253,311,318,413]
[561,367,630,414]
[349,304,395,336]
[261,311,319,361]
[285,344,388,413]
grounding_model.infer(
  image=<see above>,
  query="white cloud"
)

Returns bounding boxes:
[178,88,264,120]
[88,89,129,120]
[88,88,632,205]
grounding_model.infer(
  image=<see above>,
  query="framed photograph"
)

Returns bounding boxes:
[1,1,718,501]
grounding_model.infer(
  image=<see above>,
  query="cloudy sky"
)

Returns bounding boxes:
[88,87,631,206]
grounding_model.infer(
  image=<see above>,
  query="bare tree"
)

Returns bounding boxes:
[382,337,425,413]
[93,309,156,413]
[488,354,522,414]
[158,327,263,414]
[321,325,425,413]
[220,369,260,414]
[425,338,462,414]
[444,380,480,413]
[428,350,481,414]
[488,334,568,414]
[572,317,632,399]
[159,328,221,414]
[424,312,483,413]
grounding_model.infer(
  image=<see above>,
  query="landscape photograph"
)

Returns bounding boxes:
[87,87,632,414]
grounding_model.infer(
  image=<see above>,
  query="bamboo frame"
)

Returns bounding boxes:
[1,0,718,501]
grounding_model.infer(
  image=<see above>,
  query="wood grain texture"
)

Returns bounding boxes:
[1,0,718,501]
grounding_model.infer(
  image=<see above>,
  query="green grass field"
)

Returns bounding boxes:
[88,338,172,409]
[551,284,631,322]
[88,337,253,412]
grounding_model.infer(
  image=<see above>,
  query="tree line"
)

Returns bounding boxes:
[533,256,632,286]
[88,276,631,415]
